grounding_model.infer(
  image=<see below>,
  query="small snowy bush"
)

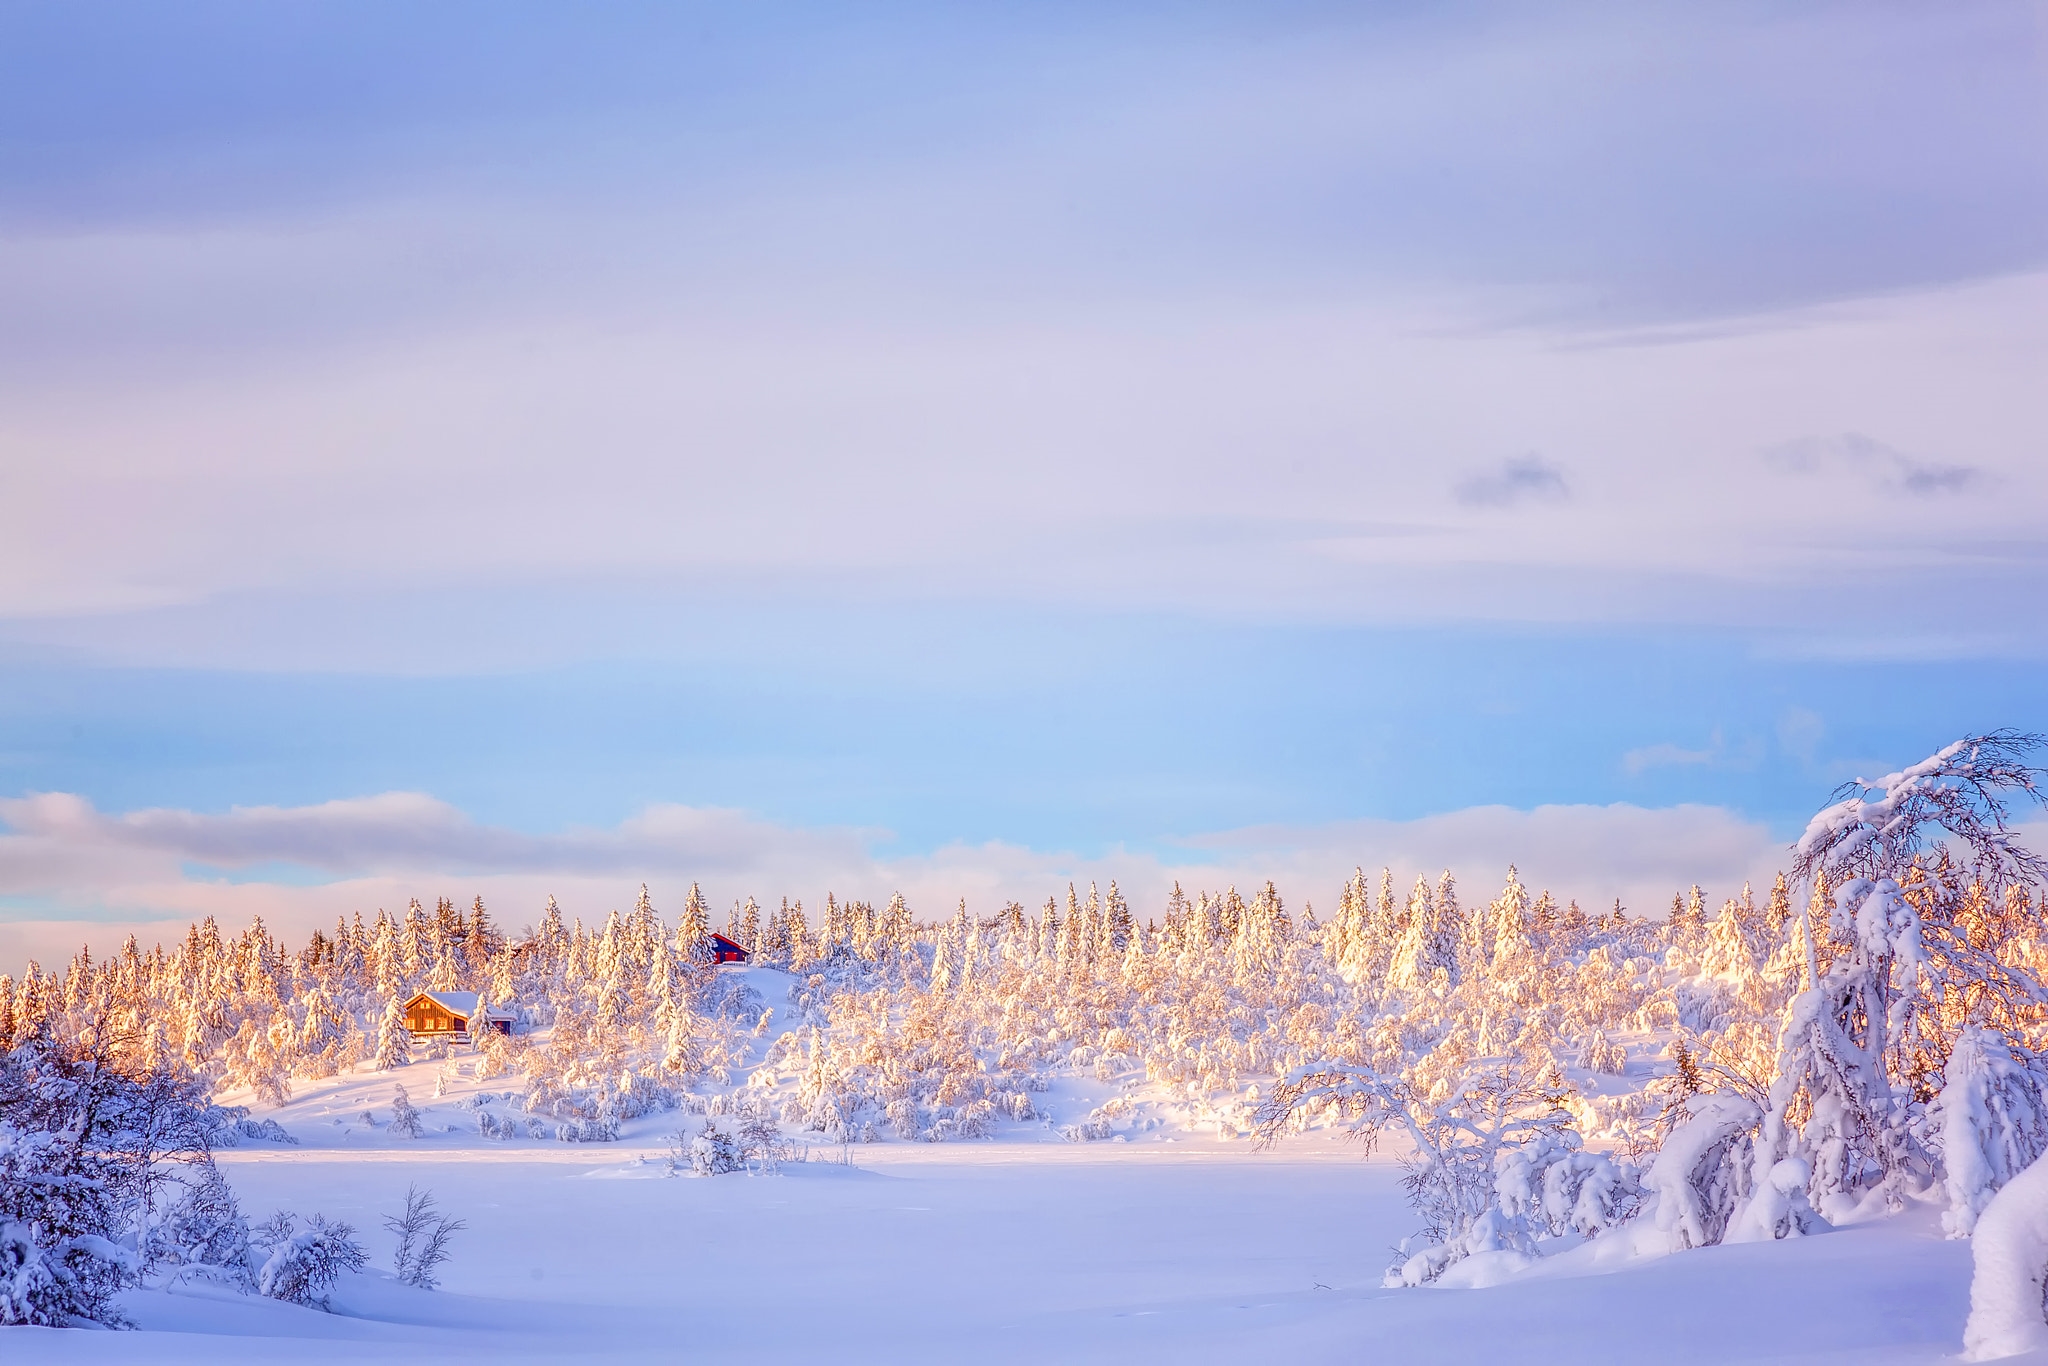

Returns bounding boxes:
[680,1121,744,1176]
[388,1085,425,1139]
[1576,1030,1628,1076]
[253,1211,368,1309]
[555,1116,619,1143]
[886,1098,918,1140]
[1642,1094,1764,1251]
[208,1113,298,1147]
[155,1164,254,1288]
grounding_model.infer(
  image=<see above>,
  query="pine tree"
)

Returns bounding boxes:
[678,884,712,967]
[1489,866,1532,971]
[1105,882,1134,954]
[373,995,411,1071]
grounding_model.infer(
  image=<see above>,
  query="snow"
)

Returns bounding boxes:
[0,1134,1986,1365]
[1965,1150,2048,1360]
[1,1012,1997,1365]
[16,827,2047,1366]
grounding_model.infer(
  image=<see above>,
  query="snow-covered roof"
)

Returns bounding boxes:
[407,990,515,1021]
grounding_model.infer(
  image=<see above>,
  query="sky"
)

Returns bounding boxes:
[3,1,2046,964]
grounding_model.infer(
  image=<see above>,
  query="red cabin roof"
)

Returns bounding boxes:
[707,933,750,964]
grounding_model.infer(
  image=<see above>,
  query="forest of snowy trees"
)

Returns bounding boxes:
[7,733,2048,1342]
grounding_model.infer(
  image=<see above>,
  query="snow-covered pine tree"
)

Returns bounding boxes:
[373,994,410,1071]
[677,884,713,968]
[1105,883,1134,954]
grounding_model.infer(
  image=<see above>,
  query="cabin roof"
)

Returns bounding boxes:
[404,990,515,1021]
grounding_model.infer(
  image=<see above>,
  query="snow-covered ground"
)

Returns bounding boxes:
[2,966,1999,1363]
[10,1141,1986,1365]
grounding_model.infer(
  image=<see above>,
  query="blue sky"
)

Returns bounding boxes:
[3,2,2045,959]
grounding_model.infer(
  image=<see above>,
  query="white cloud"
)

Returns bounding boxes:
[1621,730,1764,778]
[0,790,1793,969]
[1622,742,1716,776]
[0,791,876,879]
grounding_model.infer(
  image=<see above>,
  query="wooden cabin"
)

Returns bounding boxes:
[708,933,751,965]
[402,990,516,1044]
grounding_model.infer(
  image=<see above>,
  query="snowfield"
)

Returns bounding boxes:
[7,1134,1984,1365]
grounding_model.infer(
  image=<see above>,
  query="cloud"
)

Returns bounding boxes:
[0,7,2042,655]
[1620,729,1763,777]
[1454,456,1570,508]
[1621,742,1715,776]
[0,789,1792,968]
[1764,432,1980,497]
[0,791,876,883]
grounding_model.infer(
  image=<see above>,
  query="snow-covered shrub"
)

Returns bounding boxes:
[0,1126,134,1326]
[886,1098,918,1140]
[1641,1093,1764,1251]
[681,1121,743,1176]
[1384,1135,1639,1287]
[733,1102,785,1170]
[1576,1030,1628,1076]
[1725,1154,1820,1245]
[253,1211,367,1309]
[1494,1132,1639,1242]
[0,1034,232,1325]
[383,1185,464,1290]
[555,1116,619,1143]
[1964,1150,2048,1360]
[207,1110,298,1147]
[154,1163,254,1288]
[1939,1027,2048,1238]
[476,1028,517,1081]
[1257,1055,1585,1285]
[388,1085,425,1139]
[668,1107,792,1175]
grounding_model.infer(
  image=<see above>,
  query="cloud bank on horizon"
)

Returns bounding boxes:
[2,2,2043,958]
[0,788,1793,968]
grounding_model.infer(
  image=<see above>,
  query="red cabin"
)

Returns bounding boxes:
[708,933,751,964]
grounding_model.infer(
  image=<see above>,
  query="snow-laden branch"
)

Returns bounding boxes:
[1793,731,2048,893]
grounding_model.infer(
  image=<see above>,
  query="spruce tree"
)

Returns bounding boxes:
[678,884,712,967]
[373,995,411,1071]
